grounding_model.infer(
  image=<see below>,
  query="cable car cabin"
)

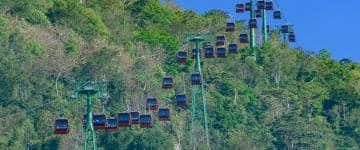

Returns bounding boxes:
[255,10,262,18]
[239,34,249,43]
[288,32,296,42]
[273,11,282,19]
[226,22,236,32]
[130,111,140,124]
[118,112,131,127]
[177,51,188,63]
[256,0,266,10]
[216,47,227,58]
[267,25,271,33]
[191,73,202,85]
[162,76,174,89]
[175,94,188,107]
[236,4,245,13]
[204,47,215,58]
[54,118,69,134]
[245,2,251,11]
[228,43,238,54]
[158,108,171,121]
[203,42,213,48]
[93,114,107,130]
[191,48,201,59]
[216,35,226,46]
[106,118,118,132]
[281,25,289,33]
[248,19,258,29]
[146,97,158,110]
[140,115,152,128]
[266,1,274,10]
[82,114,87,128]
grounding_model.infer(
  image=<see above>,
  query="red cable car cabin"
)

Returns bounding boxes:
[226,22,235,32]
[130,111,140,124]
[245,2,251,11]
[93,114,107,130]
[204,47,215,58]
[288,32,296,42]
[175,94,188,107]
[54,118,70,134]
[216,47,227,58]
[239,34,249,43]
[256,0,266,10]
[248,19,258,29]
[216,35,226,46]
[118,112,131,127]
[191,48,201,59]
[281,25,289,33]
[146,97,158,110]
[266,1,274,10]
[228,43,238,54]
[140,115,152,128]
[191,73,202,85]
[177,51,188,63]
[158,108,171,121]
[162,76,174,89]
[236,4,245,13]
[106,118,118,132]
[255,10,262,18]
[273,11,282,19]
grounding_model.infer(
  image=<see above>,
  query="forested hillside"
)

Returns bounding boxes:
[0,0,359,149]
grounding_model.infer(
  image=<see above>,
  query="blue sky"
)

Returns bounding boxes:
[165,0,360,62]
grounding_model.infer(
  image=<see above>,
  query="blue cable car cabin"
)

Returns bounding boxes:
[204,47,215,58]
[256,0,266,10]
[226,22,236,32]
[130,111,140,124]
[239,34,249,43]
[118,112,131,127]
[228,43,238,54]
[192,48,201,59]
[216,47,227,58]
[93,114,107,130]
[146,97,158,110]
[267,25,271,33]
[255,10,262,18]
[158,108,171,121]
[203,42,212,48]
[54,118,70,134]
[266,1,274,10]
[140,115,152,128]
[245,2,251,11]
[162,76,174,89]
[236,4,245,13]
[175,94,188,107]
[281,25,289,33]
[248,19,258,29]
[191,73,202,85]
[106,118,118,132]
[177,51,188,63]
[273,11,282,19]
[216,35,226,46]
[288,32,296,42]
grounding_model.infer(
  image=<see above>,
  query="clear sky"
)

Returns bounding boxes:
[165,0,360,62]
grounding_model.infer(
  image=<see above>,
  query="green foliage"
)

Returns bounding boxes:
[25,41,45,57]
[0,16,9,46]
[25,9,51,26]
[64,35,80,56]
